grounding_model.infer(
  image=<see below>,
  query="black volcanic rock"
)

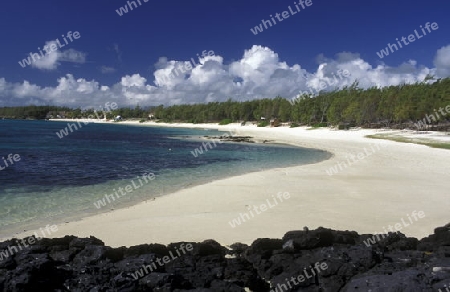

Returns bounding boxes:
[0,225,449,291]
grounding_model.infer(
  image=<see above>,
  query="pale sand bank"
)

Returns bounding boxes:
[19,122,450,247]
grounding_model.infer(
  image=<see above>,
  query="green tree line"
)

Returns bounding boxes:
[0,105,150,120]
[0,106,72,120]
[152,78,450,128]
[1,78,449,129]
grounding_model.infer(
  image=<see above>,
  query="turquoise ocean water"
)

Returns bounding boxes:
[0,120,331,237]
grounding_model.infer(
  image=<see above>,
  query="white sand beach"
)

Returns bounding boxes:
[21,122,450,247]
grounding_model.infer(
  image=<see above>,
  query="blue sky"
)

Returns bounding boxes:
[0,0,449,107]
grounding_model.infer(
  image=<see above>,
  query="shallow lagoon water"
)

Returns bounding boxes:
[0,120,331,237]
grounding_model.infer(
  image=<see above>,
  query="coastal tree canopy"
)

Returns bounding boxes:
[1,78,449,129]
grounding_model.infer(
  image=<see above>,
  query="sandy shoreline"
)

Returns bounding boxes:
[12,121,450,247]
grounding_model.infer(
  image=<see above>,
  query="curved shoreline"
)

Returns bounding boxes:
[11,122,450,247]
[0,122,331,241]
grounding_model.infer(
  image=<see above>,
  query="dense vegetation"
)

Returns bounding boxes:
[0,106,72,120]
[1,78,449,129]
[153,78,450,128]
[0,105,149,120]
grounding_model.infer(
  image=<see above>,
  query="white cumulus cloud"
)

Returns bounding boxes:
[2,44,450,107]
[434,45,450,78]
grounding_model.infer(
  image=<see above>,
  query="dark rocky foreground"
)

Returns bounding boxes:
[0,224,449,292]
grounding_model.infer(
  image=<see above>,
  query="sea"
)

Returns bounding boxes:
[0,120,331,237]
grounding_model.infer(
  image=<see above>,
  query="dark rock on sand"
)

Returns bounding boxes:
[0,225,449,291]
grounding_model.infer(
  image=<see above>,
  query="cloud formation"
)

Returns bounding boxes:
[434,45,450,78]
[3,45,450,108]
[27,40,86,70]
[100,66,117,74]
